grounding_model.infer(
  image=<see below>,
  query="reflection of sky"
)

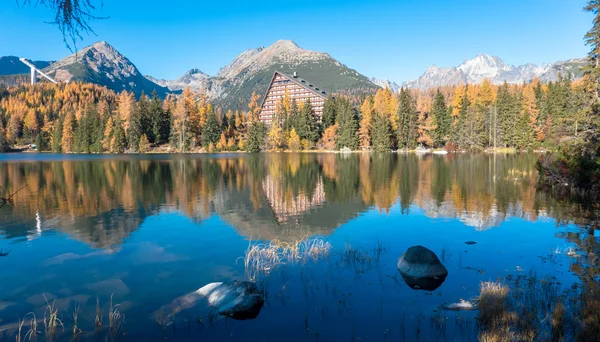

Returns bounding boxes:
[0,200,581,341]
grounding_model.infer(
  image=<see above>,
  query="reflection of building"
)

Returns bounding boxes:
[262,175,326,223]
[258,71,328,125]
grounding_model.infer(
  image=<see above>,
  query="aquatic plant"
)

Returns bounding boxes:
[72,304,82,341]
[43,295,63,337]
[108,294,125,339]
[95,296,103,331]
[239,237,331,281]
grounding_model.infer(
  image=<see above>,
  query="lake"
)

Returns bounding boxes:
[0,153,597,341]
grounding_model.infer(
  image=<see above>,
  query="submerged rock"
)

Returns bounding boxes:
[164,281,264,320]
[442,300,477,311]
[397,245,448,291]
[197,281,264,320]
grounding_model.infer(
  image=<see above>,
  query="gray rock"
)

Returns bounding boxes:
[397,245,448,291]
[197,281,264,320]
[164,281,264,320]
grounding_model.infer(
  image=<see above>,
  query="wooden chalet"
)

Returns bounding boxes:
[258,71,328,125]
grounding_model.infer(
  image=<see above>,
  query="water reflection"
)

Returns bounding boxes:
[0,153,557,246]
[0,153,598,341]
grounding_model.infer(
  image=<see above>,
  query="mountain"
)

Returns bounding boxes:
[151,40,379,109]
[369,77,400,92]
[0,56,53,76]
[42,41,169,97]
[403,54,587,89]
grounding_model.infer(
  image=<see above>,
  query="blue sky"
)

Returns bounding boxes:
[0,0,591,82]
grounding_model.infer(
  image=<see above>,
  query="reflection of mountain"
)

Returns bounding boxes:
[0,153,579,248]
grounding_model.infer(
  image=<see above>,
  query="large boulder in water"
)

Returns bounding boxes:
[164,280,264,320]
[197,281,264,320]
[397,245,448,291]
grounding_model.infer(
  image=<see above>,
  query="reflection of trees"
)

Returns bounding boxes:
[0,153,597,247]
[537,190,600,340]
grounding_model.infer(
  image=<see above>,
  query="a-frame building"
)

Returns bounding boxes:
[258,71,328,125]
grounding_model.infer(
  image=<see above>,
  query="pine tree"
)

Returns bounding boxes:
[335,97,359,150]
[322,95,337,129]
[431,90,450,147]
[296,99,318,142]
[138,92,153,143]
[496,83,520,147]
[201,106,222,147]
[585,0,600,100]
[52,118,63,153]
[128,100,142,152]
[397,88,418,148]
[149,90,163,144]
[285,99,299,131]
[246,121,265,152]
[370,112,391,152]
[0,128,8,152]
[112,118,127,154]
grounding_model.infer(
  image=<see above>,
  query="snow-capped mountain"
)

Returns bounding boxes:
[369,77,400,92]
[403,54,586,89]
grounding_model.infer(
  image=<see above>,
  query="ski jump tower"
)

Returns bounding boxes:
[18,58,58,84]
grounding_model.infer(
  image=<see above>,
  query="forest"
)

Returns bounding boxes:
[0,73,590,155]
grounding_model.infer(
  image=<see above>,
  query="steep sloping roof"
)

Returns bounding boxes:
[259,71,328,110]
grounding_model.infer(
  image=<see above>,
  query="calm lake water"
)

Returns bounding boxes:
[0,153,597,341]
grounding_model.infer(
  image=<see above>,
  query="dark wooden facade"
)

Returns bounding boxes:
[258,71,327,125]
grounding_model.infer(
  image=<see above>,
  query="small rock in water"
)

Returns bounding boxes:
[464,241,477,245]
[443,299,477,311]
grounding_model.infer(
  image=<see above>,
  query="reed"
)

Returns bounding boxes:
[72,304,82,340]
[239,237,331,281]
[42,295,63,337]
[95,296,102,330]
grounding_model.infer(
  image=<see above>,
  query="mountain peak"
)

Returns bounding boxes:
[403,54,586,89]
[271,39,299,48]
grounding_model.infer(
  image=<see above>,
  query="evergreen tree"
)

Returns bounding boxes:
[128,101,142,152]
[397,88,418,148]
[585,0,600,100]
[370,112,391,152]
[150,90,170,145]
[335,97,359,150]
[296,99,318,142]
[52,118,63,153]
[322,95,337,129]
[496,83,520,147]
[138,92,153,143]
[431,89,450,147]
[202,106,222,147]
[0,128,8,152]
[246,122,265,152]
[112,118,127,154]
[285,99,299,132]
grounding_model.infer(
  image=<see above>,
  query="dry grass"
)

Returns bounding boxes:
[42,295,63,337]
[72,304,82,340]
[239,237,332,281]
[476,275,578,342]
[108,294,124,337]
[95,296,102,330]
